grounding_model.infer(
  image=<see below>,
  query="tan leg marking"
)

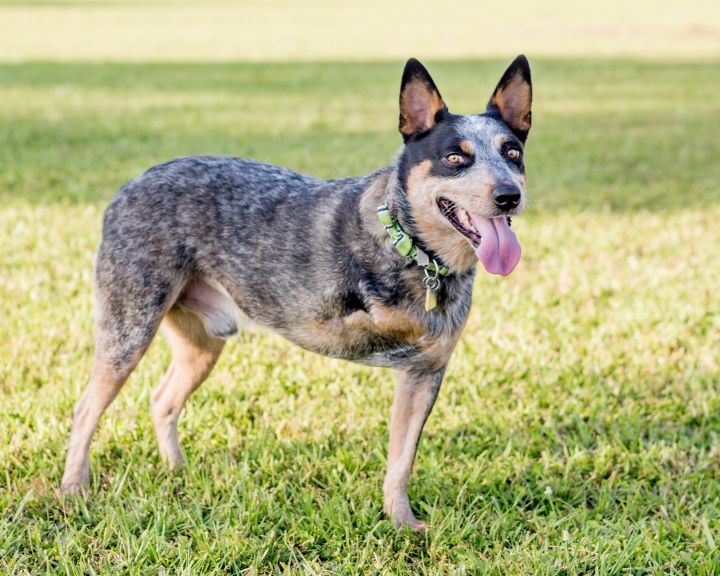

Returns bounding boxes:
[61,281,182,495]
[151,308,225,469]
[287,300,428,358]
[369,303,425,342]
[383,368,445,531]
[61,359,138,495]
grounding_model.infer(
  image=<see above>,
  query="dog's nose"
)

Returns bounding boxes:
[492,185,522,210]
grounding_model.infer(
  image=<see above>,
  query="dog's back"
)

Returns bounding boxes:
[63,56,532,531]
[96,156,443,363]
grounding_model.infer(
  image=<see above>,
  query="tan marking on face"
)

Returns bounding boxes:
[384,369,439,527]
[405,161,477,271]
[492,71,532,132]
[459,139,475,156]
[405,160,514,272]
[406,159,433,189]
[399,81,445,137]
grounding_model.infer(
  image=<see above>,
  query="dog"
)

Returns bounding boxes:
[61,56,532,531]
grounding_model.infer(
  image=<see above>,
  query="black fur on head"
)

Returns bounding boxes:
[391,57,532,273]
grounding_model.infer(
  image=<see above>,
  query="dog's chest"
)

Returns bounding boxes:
[283,299,463,368]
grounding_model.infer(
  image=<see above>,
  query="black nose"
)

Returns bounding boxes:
[492,185,522,210]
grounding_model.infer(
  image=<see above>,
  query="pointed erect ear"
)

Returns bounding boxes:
[486,55,532,143]
[399,58,447,140]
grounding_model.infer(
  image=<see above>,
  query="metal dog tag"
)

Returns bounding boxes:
[425,287,437,311]
[422,262,441,312]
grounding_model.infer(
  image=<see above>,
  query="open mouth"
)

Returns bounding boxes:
[436,197,522,276]
[438,198,480,247]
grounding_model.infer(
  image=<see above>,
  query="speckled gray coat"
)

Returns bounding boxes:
[62,55,532,531]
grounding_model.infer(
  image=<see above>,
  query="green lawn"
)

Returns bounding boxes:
[1,2,720,574]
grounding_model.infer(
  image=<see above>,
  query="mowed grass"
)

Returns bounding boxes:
[3,205,720,574]
[2,59,719,210]
[1,56,720,573]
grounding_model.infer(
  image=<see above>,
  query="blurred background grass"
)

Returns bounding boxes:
[1,0,719,61]
[1,1,719,574]
[1,59,718,210]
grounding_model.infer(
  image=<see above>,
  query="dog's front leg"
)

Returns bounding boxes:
[383,366,445,531]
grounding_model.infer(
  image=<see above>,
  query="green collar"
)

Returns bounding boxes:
[376,203,450,276]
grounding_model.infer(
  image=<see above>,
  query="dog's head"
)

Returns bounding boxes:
[393,56,532,275]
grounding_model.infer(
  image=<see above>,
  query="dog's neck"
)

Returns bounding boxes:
[359,167,404,246]
[359,165,453,276]
[383,167,455,274]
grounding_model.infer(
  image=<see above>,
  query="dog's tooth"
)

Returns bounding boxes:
[463,210,474,229]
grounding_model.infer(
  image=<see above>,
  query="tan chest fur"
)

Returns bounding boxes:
[286,300,462,369]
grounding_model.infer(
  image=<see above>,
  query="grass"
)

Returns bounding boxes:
[3,205,720,573]
[2,59,719,210]
[1,1,720,574]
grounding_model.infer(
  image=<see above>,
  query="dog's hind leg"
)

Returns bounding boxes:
[61,260,181,495]
[61,358,137,495]
[151,306,225,469]
[383,366,446,531]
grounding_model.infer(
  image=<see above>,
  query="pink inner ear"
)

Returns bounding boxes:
[407,94,431,131]
[495,73,531,131]
[401,81,444,135]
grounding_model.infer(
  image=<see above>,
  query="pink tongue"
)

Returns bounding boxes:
[468,214,522,276]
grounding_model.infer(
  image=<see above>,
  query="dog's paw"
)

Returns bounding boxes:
[60,479,89,497]
[393,516,429,532]
[385,496,429,532]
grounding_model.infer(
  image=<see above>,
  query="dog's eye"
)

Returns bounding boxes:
[445,153,464,164]
[506,148,521,160]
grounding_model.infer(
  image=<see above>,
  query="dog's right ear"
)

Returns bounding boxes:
[399,58,446,141]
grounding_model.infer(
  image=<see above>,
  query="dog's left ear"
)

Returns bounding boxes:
[399,58,447,140]
[486,55,532,143]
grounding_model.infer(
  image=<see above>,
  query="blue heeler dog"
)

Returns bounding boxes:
[62,56,532,530]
